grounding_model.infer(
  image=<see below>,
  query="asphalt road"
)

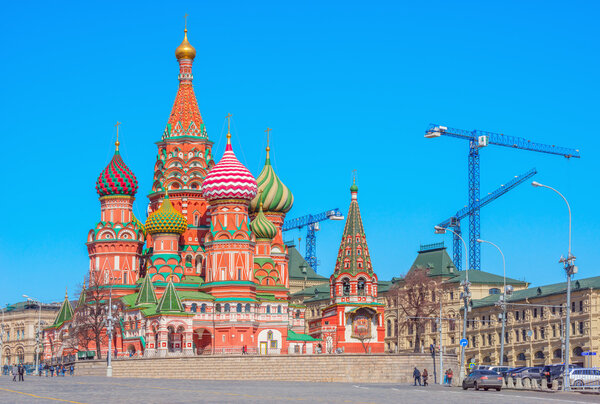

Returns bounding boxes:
[0,375,598,403]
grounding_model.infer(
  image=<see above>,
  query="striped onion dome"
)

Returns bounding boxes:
[96,145,138,197]
[202,135,257,202]
[145,193,188,235]
[249,147,294,213]
[250,201,277,240]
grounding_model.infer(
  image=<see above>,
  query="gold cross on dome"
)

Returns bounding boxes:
[265,127,272,147]
[352,169,357,184]
[225,113,233,133]
[184,13,189,30]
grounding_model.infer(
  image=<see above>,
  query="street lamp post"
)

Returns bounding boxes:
[532,181,576,391]
[106,281,117,377]
[0,307,5,370]
[435,225,470,383]
[477,239,512,366]
[23,295,42,376]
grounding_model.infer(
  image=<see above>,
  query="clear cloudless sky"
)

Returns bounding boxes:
[0,0,598,305]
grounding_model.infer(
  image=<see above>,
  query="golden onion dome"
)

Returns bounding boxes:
[145,193,188,235]
[175,29,196,60]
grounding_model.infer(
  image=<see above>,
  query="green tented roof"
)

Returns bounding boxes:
[287,329,322,341]
[470,275,600,309]
[77,285,87,308]
[52,294,74,327]
[288,246,327,281]
[156,280,184,313]
[446,270,527,286]
[409,245,457,277]
[135,275,158,306]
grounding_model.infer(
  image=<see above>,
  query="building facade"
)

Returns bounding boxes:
[1,301,60,366]
[42,26,319,362]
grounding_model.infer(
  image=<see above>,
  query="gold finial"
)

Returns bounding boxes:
[83,278,86,289]
[65,287,68,299]
[225,113,233,144]
[353,169,357,184]
[175,16,196,60]
[115,121,121,151]
[265,127,272,155]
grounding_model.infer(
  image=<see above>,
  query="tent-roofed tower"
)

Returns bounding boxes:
[317,179,384,353]
[148,22,214,273]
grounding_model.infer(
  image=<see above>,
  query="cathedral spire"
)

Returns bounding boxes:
[334,177,372,276]
[165,20,206,139]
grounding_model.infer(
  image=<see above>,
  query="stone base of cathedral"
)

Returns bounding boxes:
[75,353,459,384]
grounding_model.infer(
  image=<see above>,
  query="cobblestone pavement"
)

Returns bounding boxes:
[1,375,599,403]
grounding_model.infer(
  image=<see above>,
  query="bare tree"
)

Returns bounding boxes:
[395,268,440,353]
[70,272,123,359]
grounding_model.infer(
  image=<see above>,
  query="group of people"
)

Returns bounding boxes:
[412,367,453,386]
[11,364,26,382]
[42,363,74,377]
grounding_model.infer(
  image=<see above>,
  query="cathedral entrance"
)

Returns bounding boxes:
[193,328,212,354]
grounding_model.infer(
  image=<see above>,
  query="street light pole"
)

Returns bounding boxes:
[106,282,114,377]
[23,295,42,376]
[0,307,4,369]
[439,286,444,384]
[477,239,508,366]
[435,226,470,383]
[532,181,575,391]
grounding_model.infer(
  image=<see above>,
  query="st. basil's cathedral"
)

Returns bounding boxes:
[43,27,384,360]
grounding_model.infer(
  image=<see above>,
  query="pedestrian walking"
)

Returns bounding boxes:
[38,364,43,377]
[12,365,18,382]
[412,367,421,386]
[70,364,74,376]
[443,369,448,385]
[18,364,24,382]
[49,365,54,377]
[422,368,429,386]
[447,368,453,386]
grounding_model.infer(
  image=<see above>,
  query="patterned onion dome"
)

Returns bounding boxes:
[202,135,258,201]
[96,147,138,197]
[249,147,294,213]
[145,193,188,235]
[250,201,277,240]
[132,214,146,237]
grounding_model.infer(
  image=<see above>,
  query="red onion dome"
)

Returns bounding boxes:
[96,146,138,197]
[202,135,257,201]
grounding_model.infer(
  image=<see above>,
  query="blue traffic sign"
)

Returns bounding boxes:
[460,338,468,347]
[582,351,596,356]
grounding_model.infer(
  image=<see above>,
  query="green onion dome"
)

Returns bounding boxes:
[249,147,294,213]
[145,193,187,235]
[96,145,138,197]
[350,182,358,192]
[132,214,146,237]
[250,201,277,240]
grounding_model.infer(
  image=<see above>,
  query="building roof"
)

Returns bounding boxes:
[287,329,321,341]
[471,275,600,309]
[135,275,158,306]
[52,292,74,328]
[156,280,184,313]
[95,145,138,197]
[288,246,327,282]
[445,270,528,286]
[250,202,277,240]
[410,244,457,277]
[145,193,188,235]
[249,146,294,214]
[302,283,331,303]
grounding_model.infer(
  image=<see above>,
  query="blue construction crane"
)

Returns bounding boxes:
[283,209,344,271]
[425,124,580,271]
[437,168,538,271]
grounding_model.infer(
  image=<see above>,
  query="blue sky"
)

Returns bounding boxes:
[1,1,598,305]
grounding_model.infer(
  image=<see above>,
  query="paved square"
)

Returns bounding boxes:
[0,375,598,403]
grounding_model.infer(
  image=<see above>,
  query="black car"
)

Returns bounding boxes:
[542,364,582,387]
[504,367,526,382]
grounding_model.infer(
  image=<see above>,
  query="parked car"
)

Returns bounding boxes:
[542,364,582,387]
[504,367,526,383]
[507,367,531,383]
[474,365,490,370]
[462,369,503,391]
[569,368,600,388]
[516,366,543,384]
[488,366,510,375]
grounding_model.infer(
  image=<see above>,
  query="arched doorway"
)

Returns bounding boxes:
[193,329,212,354]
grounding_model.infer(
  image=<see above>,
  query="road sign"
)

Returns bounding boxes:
[460,338,468,347]
[582,351,596,356]
[469,363,476,369]
[527,330,533,337]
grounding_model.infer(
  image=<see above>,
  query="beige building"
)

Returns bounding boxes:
[465,275,600,369]
[381,243,529,355]
[1,301,60,367]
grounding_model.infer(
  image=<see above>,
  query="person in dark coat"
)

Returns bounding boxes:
[18,364,24,381]
[413,367,422,386]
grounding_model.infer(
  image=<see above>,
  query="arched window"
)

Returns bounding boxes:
[342,278,350,296]
[573,346,583,356]
[185,255,192,266]
[535,351,545,359]
[191,303,197,313]
[517,352,526,361]
[201,304,207,313]
[277,305,282,314]
[387,320,392,337]
[224,303,230,312]
[357,278,366,296]
[215,303,221,312]
[245,303,251,313]
[266,306,271,314]
[554,349,562,359]
[237,303,242,313]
